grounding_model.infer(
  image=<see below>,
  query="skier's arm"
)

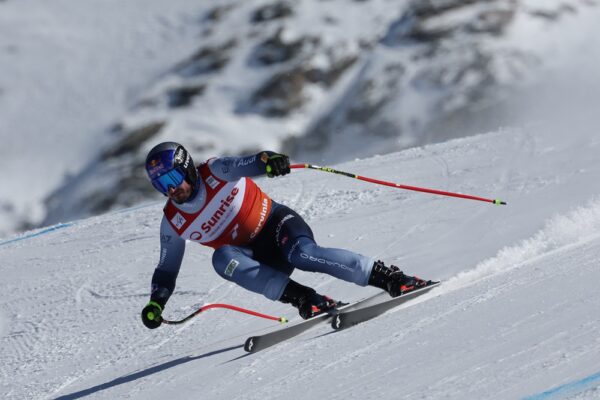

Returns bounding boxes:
[141,217,185,329]
[208,151,290,181]
[152,217,185,305]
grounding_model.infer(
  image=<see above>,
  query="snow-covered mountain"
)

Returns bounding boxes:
[0,0,213,236]
[2,116,600,399]
[2,0,599,236]
[40,0,600,229]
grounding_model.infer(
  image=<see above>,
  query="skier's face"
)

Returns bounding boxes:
[167,179,192,204]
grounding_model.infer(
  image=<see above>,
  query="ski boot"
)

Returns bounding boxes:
[368,260,430,297]
[279,280,340,319]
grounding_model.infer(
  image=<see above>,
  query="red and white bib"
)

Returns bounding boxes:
[163,163,272,248]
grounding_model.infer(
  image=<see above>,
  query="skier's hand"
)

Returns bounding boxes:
[263,152,290,178]
[141,301,163,329]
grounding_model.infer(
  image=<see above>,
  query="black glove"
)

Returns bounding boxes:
[263,152,290,178]
[141,301,163,329]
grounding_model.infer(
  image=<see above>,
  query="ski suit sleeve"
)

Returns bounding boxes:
[150,216,186,307]
[207,151,280,181]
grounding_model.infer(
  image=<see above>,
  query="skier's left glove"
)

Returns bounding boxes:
[263,152,290,178]
[141,301,163,329]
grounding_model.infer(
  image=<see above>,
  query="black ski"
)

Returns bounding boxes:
[331,281,441,331]
[244,293,387,353]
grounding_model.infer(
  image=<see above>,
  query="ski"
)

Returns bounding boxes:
[331,281,441,331]
[244,293,387,353]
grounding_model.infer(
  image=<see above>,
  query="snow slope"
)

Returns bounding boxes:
[2,121,600,399]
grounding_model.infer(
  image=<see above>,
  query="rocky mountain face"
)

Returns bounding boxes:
[42,0,596,226]
[288,0,583,161]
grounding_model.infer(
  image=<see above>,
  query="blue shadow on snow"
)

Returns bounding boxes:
[53,344,243,400]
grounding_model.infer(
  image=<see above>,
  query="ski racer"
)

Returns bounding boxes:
[141,142,429,329]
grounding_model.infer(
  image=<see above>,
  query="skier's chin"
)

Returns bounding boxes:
[172,195,188,204]
[170,190,190,204]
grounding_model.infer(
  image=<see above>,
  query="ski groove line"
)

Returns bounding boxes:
[0,202,158,248]
[522,370,600,400]
[0,223,73,246]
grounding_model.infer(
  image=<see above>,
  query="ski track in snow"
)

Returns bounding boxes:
[220,135,600,400]
[236,228,600,400]
[443,197,600,293]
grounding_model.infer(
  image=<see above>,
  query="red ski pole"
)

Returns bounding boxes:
[291,164,506,205]
[161,303,288,325]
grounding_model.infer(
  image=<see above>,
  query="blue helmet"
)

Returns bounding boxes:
[145,142,198,195]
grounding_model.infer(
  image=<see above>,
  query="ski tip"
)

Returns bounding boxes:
[279,317,289,324]
[422,281,441,290]
[493,199,507,205]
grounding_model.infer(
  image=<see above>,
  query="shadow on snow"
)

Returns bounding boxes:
[53,344,243,400]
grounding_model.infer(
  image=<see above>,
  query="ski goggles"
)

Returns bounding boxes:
[151,167,186,194]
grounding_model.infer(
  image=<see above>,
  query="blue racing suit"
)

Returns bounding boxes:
[150,153,374,307]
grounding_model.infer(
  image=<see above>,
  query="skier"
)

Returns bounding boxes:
[141,142,428,329]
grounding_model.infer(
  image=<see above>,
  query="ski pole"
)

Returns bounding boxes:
[161,303,288,325]
[291,163,507,206]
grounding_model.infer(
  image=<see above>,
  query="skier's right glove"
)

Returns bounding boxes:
[141,301,163,329]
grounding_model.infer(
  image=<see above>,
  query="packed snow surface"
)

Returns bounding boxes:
[2,122,600,399]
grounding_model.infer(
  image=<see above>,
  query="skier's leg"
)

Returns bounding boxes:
[262,203,429,301]
[284,230,428,297]
[212,245,291,301]
[287,237,374,286]
[273,207,374,286]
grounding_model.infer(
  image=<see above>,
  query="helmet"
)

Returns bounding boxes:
[145,142,198,195]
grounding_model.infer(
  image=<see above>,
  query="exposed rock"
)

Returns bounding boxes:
[204,4,235,22]
[247,54,357,116]
[288,0,558,164]
[385,0,516,44]
[101,121,165,160]
[167,84,206,108]
[285,62,405,154]
[412,0,493,18]
[174,39,237,77]
[249,67,307,117]
[85,161,154,215]
[347,64,405,123]
[467,9,515,35]
[251,1,294,23]
[305,55,358,87]
[250,28,318,66]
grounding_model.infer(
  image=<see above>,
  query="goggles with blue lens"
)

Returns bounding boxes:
[151,167,186,194]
